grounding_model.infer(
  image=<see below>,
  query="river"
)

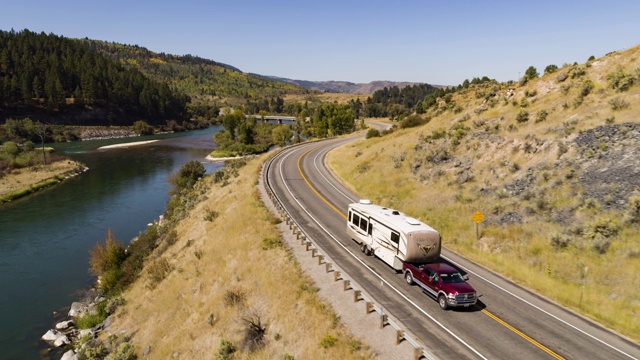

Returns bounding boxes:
[0,126,224,359]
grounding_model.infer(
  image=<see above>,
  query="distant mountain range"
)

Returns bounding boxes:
[252,75,434,94]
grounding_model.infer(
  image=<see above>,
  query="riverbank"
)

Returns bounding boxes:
[0,160,87,203]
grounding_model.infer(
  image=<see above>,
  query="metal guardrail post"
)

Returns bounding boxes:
[334,271,341,282]
[379,313,387,329]
[318,255,324,265]
[343,279,350,291]
[413,347,424,360]
[365,301,374,314]
[353,290,361,302]
[325,263,332,273]
[396,330,405,345]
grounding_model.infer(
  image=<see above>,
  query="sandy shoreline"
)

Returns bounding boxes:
[204,155,245,162]
[97,140,160,150]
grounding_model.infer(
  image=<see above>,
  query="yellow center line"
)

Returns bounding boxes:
[295,145,565,360]
[297,147,347,220]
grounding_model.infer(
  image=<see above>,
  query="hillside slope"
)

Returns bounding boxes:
[107,156,373,359]
[328,45,640,341]
[82,40,309,106]
[0,29,188,125]
[260,75,423,94]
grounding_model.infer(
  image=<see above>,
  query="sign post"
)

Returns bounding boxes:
[472,210,484,241]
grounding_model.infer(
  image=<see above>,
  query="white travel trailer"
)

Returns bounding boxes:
[346,200,441,271]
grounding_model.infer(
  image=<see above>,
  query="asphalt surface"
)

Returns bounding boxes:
[264,134,640,360]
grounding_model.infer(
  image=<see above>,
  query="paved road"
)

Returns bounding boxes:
[264,134,640,360]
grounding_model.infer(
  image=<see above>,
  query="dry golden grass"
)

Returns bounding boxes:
[109,154,372,359]
[0,159,82,198]
[284,92,368,104]
[328,45,640,341]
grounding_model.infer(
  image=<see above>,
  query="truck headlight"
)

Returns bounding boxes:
[447,293,456,300]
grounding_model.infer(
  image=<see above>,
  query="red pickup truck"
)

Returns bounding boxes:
[403,262,477,310]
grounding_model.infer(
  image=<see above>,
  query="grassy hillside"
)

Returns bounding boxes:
[81,39,309,107]
[328,45,640,341]
[108,155,372,359]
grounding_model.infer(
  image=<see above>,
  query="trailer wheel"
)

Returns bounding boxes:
[360,243,366,253]
[438,295,449,310]
[404,272,414,285]
[364,246,372,256]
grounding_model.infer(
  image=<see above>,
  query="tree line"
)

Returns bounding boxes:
[0,29,189,125]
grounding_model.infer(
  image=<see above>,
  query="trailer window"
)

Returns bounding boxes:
[359,218,368,232]
[352,214,360,226]
[390,231,400,244]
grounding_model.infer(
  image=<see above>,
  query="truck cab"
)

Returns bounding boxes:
[403,262,477,310]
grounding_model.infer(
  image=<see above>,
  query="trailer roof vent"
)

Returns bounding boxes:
[391,210,400,215]
[406,218,421,225]
[359,199,372,205]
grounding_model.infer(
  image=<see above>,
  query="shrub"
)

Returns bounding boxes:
[549,233,572,250]
[319,334,338,348]
[516,110,530,123]
[626,196,640,224]
[580,79,594,97]
[607,68,635,91]
[523,66,539,81]
[224,289,246,308]
[204,208,219,222]
[261,237,282,250]
[170,160,206,192]
[544,64,559,75]
[89,229,127,278]
[535,110,548,122]
[131,120,154,135]
[146,258,173,289]
[241,314,267,352]
[399,114,428,129]
[365,128,380,139]
[583,217,619,243]
[216,339,236,360]
[592,234,612,255]
[609,97,629,111]
[525,89,537,97]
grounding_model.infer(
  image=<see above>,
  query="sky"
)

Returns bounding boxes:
[2,0,640,86]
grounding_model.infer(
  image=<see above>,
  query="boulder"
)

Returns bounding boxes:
[61,350,78,360]
[68,302,88,317]
[42,329,60,341]
[557,73,568,82]
[55,320,75,330]
[78,328,94,339]
[53,335,70,347]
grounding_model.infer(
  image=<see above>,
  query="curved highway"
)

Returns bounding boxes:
[264,134,640,360]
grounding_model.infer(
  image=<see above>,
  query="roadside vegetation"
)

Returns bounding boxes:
[211,102,357,157]
[328,45,640,341]
[78,155,371,359]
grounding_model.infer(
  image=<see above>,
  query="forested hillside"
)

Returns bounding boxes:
[81,39,308,109]
[0,29,189,125]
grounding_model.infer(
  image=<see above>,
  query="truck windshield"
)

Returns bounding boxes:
[440,273,465,284]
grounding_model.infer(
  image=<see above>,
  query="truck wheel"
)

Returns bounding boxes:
[405,272,414,285]
[438,295,449,310]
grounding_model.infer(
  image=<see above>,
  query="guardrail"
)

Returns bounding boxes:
[262,150,437,360]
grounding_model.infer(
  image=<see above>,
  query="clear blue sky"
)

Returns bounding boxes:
[3,0,640,85]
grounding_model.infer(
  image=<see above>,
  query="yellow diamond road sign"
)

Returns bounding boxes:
[472,210,484,224]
